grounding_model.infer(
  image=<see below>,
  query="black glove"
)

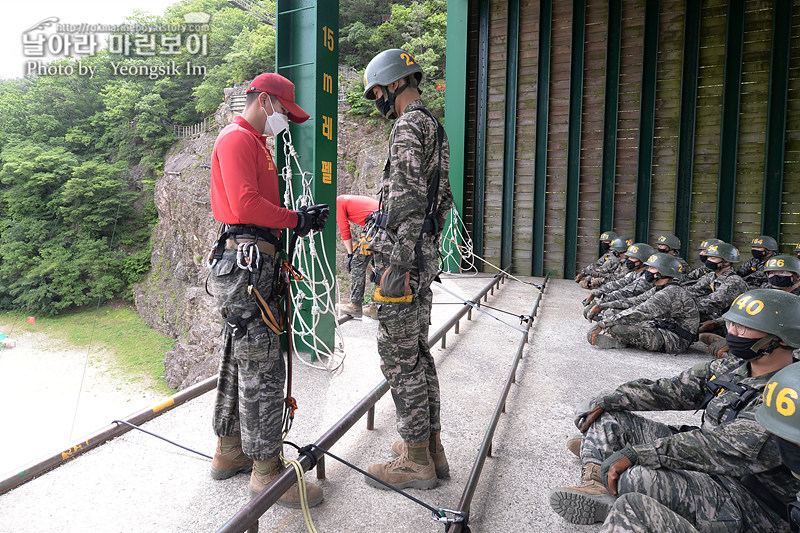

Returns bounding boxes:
[294,203,329,237]
[346,253,353,272]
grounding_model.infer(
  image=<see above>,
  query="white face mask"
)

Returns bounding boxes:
[262,97,289,136]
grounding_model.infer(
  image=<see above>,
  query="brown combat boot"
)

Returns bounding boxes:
[339,302,362,319]
[391,432,449,478]
[362,303,378,319]
[249,456,324,509]
[566,435,582,457]
[210,435,253,480]
[366,442,437,490]
[548,462,616,524]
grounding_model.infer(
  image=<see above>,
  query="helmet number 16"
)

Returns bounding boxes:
[764,380,798,417]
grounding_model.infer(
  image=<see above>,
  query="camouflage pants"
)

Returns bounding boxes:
[605,324,686,353]
[583,411,779,532]
[376,279,441,444]
[603,493,699,533]
[209,249,285,461]
[349,249,371,304]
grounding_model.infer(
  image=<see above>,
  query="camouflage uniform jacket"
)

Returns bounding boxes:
[595,270,654,304]
[596,261,630,285]
[604,283,700,352]
[599,286,656,311]
[736,255,772,289]
[594,355,798,507]
[686,269,748,318]
[757,281,800,296]
[591,253,623,279]
[368,99,453,275]
[581,251,615,276]
[679,265,710,286]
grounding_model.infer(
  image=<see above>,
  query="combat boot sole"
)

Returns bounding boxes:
[391,440,450,479]
[548,488,615,524]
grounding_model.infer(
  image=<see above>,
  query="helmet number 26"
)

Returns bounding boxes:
[764,380,798,417]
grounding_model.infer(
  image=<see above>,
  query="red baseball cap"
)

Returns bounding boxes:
[247,73,310,124]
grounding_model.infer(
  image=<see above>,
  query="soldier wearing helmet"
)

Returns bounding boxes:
[762,254,800,295]
[361,49,454,491]
[679,238,723,287]
[582,244,655,308]
[581,236,629,288]
[686,242,749,321]
[585,253,699,353]
[551,289,800,530]
[736,235,779,289]
[576,231,619,284]
[795,243,800,260]
[653,233,690,278]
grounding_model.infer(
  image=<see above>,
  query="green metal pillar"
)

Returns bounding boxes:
[674,0,702,258]
[443,0,470,272]
[501,0,520,271]
[473,0,490,266]
[762,0,792,241]
[564,0,586,279]
[600,0,621,250]
[532,0,552,277]
[635,0,660,243]
[275,0,338,353]
[716,0,745,243]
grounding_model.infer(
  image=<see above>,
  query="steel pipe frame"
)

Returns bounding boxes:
[532,0,552,277]
[218,273,511,533]
[449,273,549,533]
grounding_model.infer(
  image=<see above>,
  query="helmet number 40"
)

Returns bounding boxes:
[732,295,764,315]
[764,380,798,417]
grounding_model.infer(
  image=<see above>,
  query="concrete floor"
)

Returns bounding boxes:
[0,277,709,533]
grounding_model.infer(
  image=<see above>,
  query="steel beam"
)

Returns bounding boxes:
[565,0,586,279]
[501,0,521,271]
[532,0,552,277]
[473,0,490,264]
[600,0,622,250]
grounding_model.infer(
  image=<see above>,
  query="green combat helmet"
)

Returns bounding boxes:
[763,255,800,277]
[722,289,800,353]
[698,238,723,251]
[655,233,681,252]
[705,242,741,264]
[644,252,684,279]
[599,231,618,242]
[755,362,800,445]
[363,49,423,100]
[625,243,655,262]
[795,243,800,258]
[750,235,779,251]
[609,237,628,253]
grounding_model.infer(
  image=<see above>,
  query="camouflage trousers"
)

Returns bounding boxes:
[603,493,699,533]
[349,249,371,304]
[376,282,441,444]
[583,411,783,532]
[209,249,285,461]
[605,324,688,353]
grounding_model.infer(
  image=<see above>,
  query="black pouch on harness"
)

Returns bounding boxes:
[225,313,257,340]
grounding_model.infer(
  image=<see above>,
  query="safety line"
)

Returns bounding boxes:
[112,420,212,460]
[433,278,527,333]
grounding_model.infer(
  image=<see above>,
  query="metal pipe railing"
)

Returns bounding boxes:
[217,273,508,533]
[449,273,549,532]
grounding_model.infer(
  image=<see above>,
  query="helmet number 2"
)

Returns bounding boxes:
[764,380,798,417]
[400,53,416,66]
[733,295,764,315]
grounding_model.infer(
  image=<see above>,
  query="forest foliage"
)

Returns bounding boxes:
[0,0,446,315]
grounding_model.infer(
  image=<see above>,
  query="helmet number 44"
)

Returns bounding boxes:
[764,380,798,417]
[733,294,764,315]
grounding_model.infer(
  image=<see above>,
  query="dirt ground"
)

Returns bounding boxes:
[0,326,161,479]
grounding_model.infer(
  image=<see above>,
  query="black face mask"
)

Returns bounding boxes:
[699,253,707,264]
[600,242,610,253]
[657,246,669,254]
[725,333,775,361]
[625,258,638,270]
[769,274,794,288]
[752,249,765,260]
[643,270,656,283]
[777,437,800,478]
[375,95,396,120]
[705,258,722,271]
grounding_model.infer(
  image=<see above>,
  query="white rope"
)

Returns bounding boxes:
[280,129,346,372]
[439,206,477,274]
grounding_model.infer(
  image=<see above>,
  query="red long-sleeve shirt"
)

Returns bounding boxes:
[336,194,379,241]
[210,116,298,230]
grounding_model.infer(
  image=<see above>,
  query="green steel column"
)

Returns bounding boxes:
[635,0,660,243]
[762,0,792,241]
[716,0,745,243]
[600,0,622,250]
[473,0,490,265]
[275,0,338,353]
[532,0,552,277]
[443,0,470,272]
[674,0,702,258]
[501,0,520,271]
[564,0,586,279]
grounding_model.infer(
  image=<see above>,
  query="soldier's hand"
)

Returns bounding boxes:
[294,204,330,237]
[574,401,604,433]
[575,273,584,282]
[346,253,353,272]
[698,320,715,333]
[601,445,639,496]
[707,339,729,359]
[588,305,601,321]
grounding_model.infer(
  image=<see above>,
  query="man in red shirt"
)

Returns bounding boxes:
[207,73,327,507]
[336,194,380,319]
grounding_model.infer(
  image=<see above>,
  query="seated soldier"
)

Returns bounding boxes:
[603,335,800,533]
[795,243,800,261]
[582,237,629,289]
[585,253,698,353]
[686,242,748,321]
[736,235,778,289]
[653,233,690,279]
[576,231,619,284]
[679,238,722,286]
[550,289,800,530]
[582,243,655,308]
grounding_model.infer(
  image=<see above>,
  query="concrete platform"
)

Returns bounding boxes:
[0,277,709,532]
